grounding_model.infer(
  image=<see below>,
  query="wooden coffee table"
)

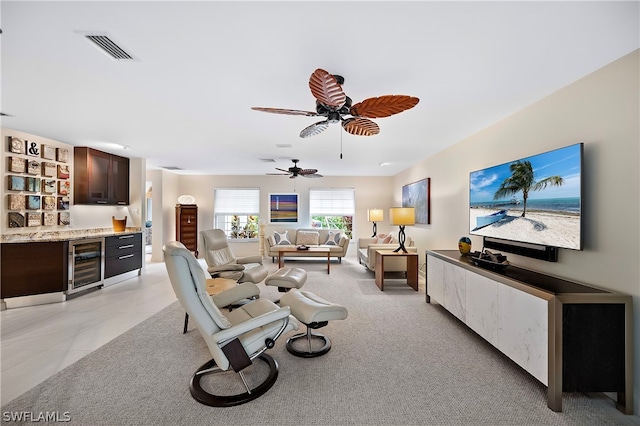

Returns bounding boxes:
[277,247,331,274]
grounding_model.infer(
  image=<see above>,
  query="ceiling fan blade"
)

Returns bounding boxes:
[251,107,319,117]
[266,173,291,175]
[300,120,329,138]
[299,168,318,175]
[309,68,346,108]
[274,168,291,172]
[350,95,419,118]
[342,118,380,136]
[302,173,323,178]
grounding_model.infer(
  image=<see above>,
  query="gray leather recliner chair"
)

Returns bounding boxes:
[201,229,268,284]
[163,241,298,406]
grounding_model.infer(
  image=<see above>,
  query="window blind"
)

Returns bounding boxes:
[309,188,355,216]
[214,188,260,214]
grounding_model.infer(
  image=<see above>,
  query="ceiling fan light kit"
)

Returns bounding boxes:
[252,68,419,138]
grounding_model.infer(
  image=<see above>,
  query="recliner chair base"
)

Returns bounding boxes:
[286,326,331,358]
[189,354,279,407]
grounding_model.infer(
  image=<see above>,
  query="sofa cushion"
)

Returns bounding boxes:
[375,234,393,244]
[273,231,292,245]
[296,230,319,246]
[324,230,342,246]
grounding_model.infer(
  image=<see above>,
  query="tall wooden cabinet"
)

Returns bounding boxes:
[176,204,198,257]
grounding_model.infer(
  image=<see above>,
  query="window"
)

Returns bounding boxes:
[214,188,260,238]
[309,188,354,238]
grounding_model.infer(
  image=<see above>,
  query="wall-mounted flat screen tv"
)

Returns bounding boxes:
[469,143,583,250]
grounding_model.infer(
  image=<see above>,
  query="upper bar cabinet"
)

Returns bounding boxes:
[74,147,129,205]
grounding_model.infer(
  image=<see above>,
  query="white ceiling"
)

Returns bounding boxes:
[2,1,638,177]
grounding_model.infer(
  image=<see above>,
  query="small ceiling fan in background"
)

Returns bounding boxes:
[252,68,419,138]
[267,159,322,179]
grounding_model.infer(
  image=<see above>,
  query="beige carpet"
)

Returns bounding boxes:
[2,258,638,425]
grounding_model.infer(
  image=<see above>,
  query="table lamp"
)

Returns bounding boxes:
[389,207,415,253]
[367,208,384,237]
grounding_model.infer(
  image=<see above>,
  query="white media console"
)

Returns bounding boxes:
[426,250,633,414]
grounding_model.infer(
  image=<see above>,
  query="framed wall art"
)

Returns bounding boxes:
[42,144,56,160]
[9,157,26,173]
[269,193,298,223]
[402,177,431,224]
[8,136,25,154]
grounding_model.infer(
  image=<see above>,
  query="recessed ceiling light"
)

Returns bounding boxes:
[259,158,276,162]
[379,162,392,166]
[276,144,292,148]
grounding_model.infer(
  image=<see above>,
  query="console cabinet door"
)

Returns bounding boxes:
[443,261,466,322]
[497,284,548,385]
[426,254,445,304]
[465,271,498,347]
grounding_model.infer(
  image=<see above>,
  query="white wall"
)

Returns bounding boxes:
[394,49,640,415]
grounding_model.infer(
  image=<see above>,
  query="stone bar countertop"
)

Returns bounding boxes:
[1,227,143,243]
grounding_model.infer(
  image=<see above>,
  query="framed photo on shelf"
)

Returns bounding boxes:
[8,194,25,210]
[57,196,69,210]
[42,179,56,194]
[42,144,56,160]
[8,212,25,228]
[57,164,70,179]
[26,212,41,227]
[402,177,431,224]
[42,162,57,177]
[58,212,70,225]
[8,175,26,191]
[58,180,70,195]
[8,136,25,154]
[26,177,40,192]
[27,195,41,210]
[9,157,26,173]
[26,160,41,175]
[42,196,56,210]
[269,193,298,223]
[56,148,69,163]
[43,212,56,226]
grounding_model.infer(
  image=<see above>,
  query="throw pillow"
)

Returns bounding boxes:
[296,231,319,246]
[324,230,342,246]
[375,234,393,244]
[273,231,291,245]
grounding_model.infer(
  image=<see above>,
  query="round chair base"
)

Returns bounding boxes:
[286,331,331,358]
[190,354,279,407]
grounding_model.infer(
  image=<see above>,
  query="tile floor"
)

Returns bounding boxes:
[1,258,177,406]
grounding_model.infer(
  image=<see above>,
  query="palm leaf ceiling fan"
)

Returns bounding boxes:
[267,159,322,179]
[252,68,420,138]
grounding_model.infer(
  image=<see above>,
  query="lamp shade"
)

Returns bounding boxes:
[389,207,415,226]
[367,209,384,222]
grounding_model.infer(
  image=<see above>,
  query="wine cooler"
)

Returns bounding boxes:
[68,238,104,295]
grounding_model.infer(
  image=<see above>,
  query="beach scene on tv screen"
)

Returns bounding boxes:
[469,143,582,250]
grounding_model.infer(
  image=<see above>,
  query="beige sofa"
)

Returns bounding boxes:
[265,228,350,263]
[357,233,417,272]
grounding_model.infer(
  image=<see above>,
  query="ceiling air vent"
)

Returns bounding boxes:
[78,32,136,61]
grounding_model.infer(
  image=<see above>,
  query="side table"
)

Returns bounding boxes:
[374,250,418,291]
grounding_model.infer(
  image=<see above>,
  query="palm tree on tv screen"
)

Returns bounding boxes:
[494,160,563,217]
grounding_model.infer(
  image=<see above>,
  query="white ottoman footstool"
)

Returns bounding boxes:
[279,290,348,357]
[265,267,307,292]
